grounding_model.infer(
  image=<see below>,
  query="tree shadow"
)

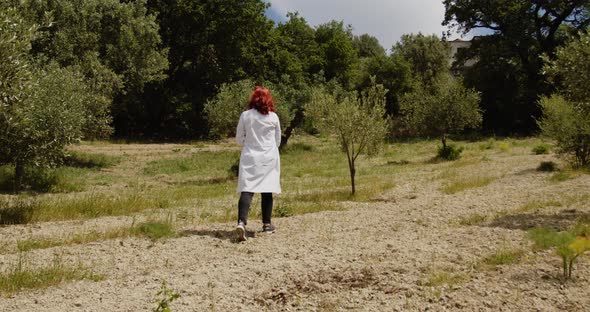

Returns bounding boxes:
[179,228,256,243]
[486,209,590,231]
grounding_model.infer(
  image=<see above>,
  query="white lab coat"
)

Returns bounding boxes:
[236,109,281,194]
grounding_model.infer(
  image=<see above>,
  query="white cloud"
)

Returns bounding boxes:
[267,0,462,52]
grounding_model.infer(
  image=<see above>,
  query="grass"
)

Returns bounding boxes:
[7,221,176,254]
[422,270,468,287]
[480,248,525,267]
[0,192,170,225]
[441,175,497,194]
[455,213,487,226]
[134,221,175,241]
[516,200,562,213]
[0,254,102,295]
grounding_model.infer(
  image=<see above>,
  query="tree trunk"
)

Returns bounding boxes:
[14,161,24,193]
[442,133,447,151]
[348,159,356,195]
[279,108,305,151]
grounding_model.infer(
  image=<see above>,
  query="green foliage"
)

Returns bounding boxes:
[538,95,590,167]
[306,79,390,194]
[153,281,181,312]
[204,79,294,139]
[0,7,35,112]
[437,144,463,161]
[399,75,481,150]
[64,151,120,169]
[20,0,169,138]
[537,161,557,172]
[528,227,590,279]
[443,0,590,134]
[135,222,175,241]
[353,34,385,58]
[274,204,294,218]
[0,61,90,190]
[532,144,550,155]
[0,253,101,295]
[545,32,590,103]
[392,33,451,86]
[315,20,359,87]
[481,249,524,267]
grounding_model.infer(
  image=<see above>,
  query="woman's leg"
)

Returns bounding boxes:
[261,193,273,224]
[238,192,254,225]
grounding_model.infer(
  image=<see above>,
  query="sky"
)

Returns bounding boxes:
[264,0,476,52]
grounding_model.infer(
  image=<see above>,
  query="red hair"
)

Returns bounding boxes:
[248,86,275,115]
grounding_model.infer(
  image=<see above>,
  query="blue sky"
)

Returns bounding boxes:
[264,0,477,52]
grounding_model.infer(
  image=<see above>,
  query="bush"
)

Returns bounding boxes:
[437,144,463,161]
[537,161,557,172]
[532,144,550,155]
[538,95,590,167]
[528,227,590,279]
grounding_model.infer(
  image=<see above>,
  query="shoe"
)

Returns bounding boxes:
[236,222,247,241]
[262,223,276,234]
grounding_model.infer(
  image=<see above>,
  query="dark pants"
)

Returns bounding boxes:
[238,192,272,225]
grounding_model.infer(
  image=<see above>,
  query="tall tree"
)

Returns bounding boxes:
[315,20,359,87]
[443,0,590,133]
[144,0,274,138]
[20,0,168,138]
[353,34,386,58]
[392,33,451,87]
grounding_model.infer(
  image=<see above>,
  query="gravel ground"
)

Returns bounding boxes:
[0,147,589,311]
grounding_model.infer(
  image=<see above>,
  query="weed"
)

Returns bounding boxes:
[517,200,562,213]
[456,213,487,226]
[437,144,463,161]
[528,227,590,279]
[481,248,525,267]
[497,142,511,151]
[0,253,102,295]
[441,176,496,194]
[479,138,496,150]
[153,280,181,312]
[422,270,468,287]
[550,171,573,182]
[135,221,175,241]
[532,144,550,155]
[274,204,293,218]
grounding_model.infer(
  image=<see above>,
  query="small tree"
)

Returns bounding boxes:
[538,95,590,167]
[0,9,88,191]
[540,33,590,167]
[204,79,293,139]
[398,75,481,156]
[306,80,390,195]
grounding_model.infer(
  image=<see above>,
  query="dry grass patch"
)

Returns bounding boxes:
[441,175,497,194]
[454,213,488,226]
[0,254,102,296]
[479,248,526,269]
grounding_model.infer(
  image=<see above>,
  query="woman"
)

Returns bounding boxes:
[235,86,281,241]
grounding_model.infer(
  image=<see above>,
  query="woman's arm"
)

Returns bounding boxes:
[274,114,282,148]
[236,113,246,146]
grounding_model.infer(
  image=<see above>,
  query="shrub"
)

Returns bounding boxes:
[538,95,590,167]
[134,222,175,241]
[532,144,550,155]
[437,144,463,161]
[528,227,590,279]
[399,75,481,154]
[537,161,557,172]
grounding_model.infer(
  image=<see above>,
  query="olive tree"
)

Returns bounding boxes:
[539,33,590,167]
[399,75,481,157]
[0,8,88,191]
[204,79,293,139]
[306,80,390,195]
